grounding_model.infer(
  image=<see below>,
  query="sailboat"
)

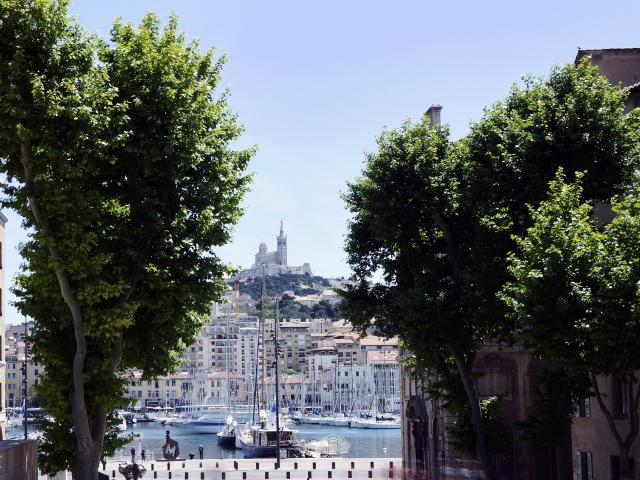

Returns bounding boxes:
[240,289,305,459]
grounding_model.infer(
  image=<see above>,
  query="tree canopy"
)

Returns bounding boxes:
[340,60,640,478]
[502,171,640,478]
[0,1,252,477]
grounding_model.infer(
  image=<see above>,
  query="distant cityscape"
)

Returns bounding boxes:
[4,223,400,418]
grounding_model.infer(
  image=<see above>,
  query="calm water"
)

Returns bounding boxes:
[8,421,401,460]
[114,422,401,460]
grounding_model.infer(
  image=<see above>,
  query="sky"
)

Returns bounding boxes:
[5,0,640,323]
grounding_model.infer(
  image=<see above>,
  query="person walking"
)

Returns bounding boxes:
[198,445,204,460]
[141,448,146,462]
[131,447,136,463]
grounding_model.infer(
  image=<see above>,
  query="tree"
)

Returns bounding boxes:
[503,171,640,479]
[341,60,640,478]
[0,2,252,478]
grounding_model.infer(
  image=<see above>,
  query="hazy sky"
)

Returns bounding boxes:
[5,0,640,323]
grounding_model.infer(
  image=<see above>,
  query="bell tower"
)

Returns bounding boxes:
[276,220,287,266]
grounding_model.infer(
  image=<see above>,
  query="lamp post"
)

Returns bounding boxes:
[22,319,28,440]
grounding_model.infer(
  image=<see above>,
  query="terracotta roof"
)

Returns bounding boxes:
[358,336,399,347]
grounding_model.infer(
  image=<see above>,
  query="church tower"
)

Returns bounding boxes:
[276,220,287,266]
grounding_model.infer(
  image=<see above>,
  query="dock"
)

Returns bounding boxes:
[41,457,402,480]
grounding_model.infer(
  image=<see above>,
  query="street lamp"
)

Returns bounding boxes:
[21,319,28,440]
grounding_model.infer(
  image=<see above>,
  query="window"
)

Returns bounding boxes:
[576,452,593,480]
[576,398,591,418]
[612,375,630,417]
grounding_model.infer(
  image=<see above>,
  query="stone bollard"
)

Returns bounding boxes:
[307,472,312,479]
[312,462,316,470]
[328,472,332,479]
[350,462,355,470]
[294,462,298,470]
[153,472,157,479]
[370,461,374,469]
[347,472,352,479]
[331,462,335,470]
[112,470,116,478]
[286,473,291,479]
[256,462,260,470]
[185,473,189,479]
[265,473,269,479]
[243,473,247,480]
[368,471,372,479]
[234,461,239,470]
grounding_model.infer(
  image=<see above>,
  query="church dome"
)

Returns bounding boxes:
[259,242,267,253]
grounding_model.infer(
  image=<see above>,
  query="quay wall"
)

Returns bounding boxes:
[40,457,402,480]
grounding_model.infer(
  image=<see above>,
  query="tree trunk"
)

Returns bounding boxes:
[591,374,640,480]
[19,142,99,480]
[449,346,497,480]
[620,445,632,480]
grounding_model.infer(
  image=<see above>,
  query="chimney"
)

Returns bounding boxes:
[426,104,442,129]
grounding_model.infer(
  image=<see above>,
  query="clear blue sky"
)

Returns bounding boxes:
[5,0,640,323]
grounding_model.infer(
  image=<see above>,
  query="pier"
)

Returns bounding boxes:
[41,457,402,480]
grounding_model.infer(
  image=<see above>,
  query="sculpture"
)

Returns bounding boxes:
[162,430,180,460]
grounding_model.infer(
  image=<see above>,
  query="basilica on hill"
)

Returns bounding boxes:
[237,221,312,278]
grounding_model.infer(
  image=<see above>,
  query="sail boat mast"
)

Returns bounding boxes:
[274,295,281,467]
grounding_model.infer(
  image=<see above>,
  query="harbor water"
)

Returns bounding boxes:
[9,420,401,461]
[111,422,400,461]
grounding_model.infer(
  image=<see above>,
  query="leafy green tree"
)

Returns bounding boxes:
[0,2,252,478]
[341,60,639,478]
[503,171,640,479]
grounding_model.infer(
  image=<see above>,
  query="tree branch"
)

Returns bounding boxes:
[591,374,624,449]
[431,210,460,277]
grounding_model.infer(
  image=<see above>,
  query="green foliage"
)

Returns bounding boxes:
[0,1,252,475]
[341,59,640,467]
[238,273,331,300]
[448,396,513,457]
[503,170,640,378]
[515,367,591,442]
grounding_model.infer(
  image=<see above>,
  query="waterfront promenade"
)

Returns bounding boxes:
[40,457,402,480]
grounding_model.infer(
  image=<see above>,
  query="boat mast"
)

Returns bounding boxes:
[274,296,281,467]
[261,267,267,410]
[225,303,231,416]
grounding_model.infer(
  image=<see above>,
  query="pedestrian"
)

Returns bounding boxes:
[198,444,204,459]
[101,459,106,471]
[141,448,146,462]
[131,447,136,463]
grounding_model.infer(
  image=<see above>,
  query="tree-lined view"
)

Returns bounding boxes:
[1,1,640,480]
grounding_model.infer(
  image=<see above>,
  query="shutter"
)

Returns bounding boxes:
[585,397,591,418]
[587,452,593,480]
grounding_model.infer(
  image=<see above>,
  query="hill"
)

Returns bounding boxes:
[230,273,345,320]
